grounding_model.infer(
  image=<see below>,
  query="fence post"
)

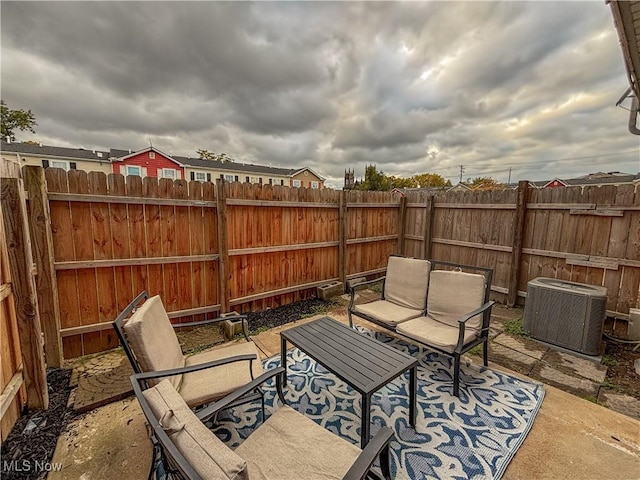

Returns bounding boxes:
[1,178,49,410]
[216,179,230,313]
[397,196,407,255]
[422,194,435,260]
[508,181,529,306]
[338,190,347,290]
[24,166,63,368]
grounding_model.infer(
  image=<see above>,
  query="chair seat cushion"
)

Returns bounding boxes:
[143,379,249,480]
[397,316,478,353]
[236,405,361,480]
[179,341,264,407]
[353,300,423,326]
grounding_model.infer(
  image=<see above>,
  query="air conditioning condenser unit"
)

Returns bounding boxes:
[524,278,607,356]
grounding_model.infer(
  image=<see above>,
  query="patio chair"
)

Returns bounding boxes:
[396,261,495,397]
[132,367,394,480]
[113,291,265,418]
[348,255,431,330]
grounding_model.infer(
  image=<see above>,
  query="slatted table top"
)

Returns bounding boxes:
[280,316,418,394]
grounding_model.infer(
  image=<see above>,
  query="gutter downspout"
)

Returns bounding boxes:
[628,95,640,135]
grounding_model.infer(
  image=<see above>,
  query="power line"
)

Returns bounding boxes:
[437,148,639,173]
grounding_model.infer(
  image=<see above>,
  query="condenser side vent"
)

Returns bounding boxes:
[523,278,607,356]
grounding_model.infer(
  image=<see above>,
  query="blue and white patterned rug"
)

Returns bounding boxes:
[211,328,545,480]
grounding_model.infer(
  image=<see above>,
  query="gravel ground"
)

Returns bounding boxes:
[1,369,76,480]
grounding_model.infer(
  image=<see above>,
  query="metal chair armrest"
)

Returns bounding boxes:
[195,367,286,421]
[455,301,495,353]
[457,301,495,325]
[131,353,257,383]
[342,426,394,480]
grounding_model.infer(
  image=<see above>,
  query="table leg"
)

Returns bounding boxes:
[409,365,417,427]
[280,336,287,387]
[361,393,371,449]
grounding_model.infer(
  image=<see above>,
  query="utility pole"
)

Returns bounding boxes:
[508,167,512,185]
[458,165,465,183]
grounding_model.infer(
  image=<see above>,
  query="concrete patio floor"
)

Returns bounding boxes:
[49,304,640,480]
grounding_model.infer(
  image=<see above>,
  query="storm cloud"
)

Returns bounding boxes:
[2,1,638,187]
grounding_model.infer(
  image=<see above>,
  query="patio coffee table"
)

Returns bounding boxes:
[280,316,418,448]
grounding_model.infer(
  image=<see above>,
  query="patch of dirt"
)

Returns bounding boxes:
[603,340,640,399]
[0,368,77,480]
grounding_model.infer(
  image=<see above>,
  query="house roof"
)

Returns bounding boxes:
[176,155,301,177]
[111,146,184,167]
[1,140,110,162]
[509,171,640,188]
[609,0,640,133]
[609,0,640,99]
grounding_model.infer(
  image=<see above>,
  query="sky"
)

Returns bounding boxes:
[2,1,639,189]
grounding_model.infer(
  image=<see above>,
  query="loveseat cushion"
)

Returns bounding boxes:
[123,296,185,388]
[353,300,423,326]
[397,315,478,353]
[179,341,264,407]
[427,270,486,330]
[143,379,249,480]
[236,405,361,480]
[384,257,430,310]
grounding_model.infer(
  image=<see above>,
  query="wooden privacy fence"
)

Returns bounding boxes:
[27,167,401,359]
[15,166,640,363]
[402,182,640,334]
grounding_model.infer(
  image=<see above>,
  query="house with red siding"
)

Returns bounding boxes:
[111,147,185,180]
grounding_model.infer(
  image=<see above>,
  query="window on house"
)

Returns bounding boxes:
[292,179,301,188]
[224,174,234,182]
[246,176,250,183]
[281,179,284,186]
[149,152,156,159]
[192,171,207,182]
[50,160,70,170]
[311,181,319,189]
[235,176,239,182]
[269,179,273,185]
[125,165,142,177]
[259,177,263,184]
[162,168,176,179]
[250,176,259,184]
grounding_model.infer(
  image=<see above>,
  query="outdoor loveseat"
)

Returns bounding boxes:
[132,367,394,480]
[349,257,495,397]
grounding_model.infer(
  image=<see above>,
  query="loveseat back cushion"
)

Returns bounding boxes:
[384,257,430,310]
[123,295,185,388]
[143,379,249,480]
[427,270,486,330]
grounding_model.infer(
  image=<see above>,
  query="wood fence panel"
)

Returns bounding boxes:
[189,180,206,322]
[0,195,26,441]
[1,178,48,411]
[47,169,82,358]
[108,174,134,316]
